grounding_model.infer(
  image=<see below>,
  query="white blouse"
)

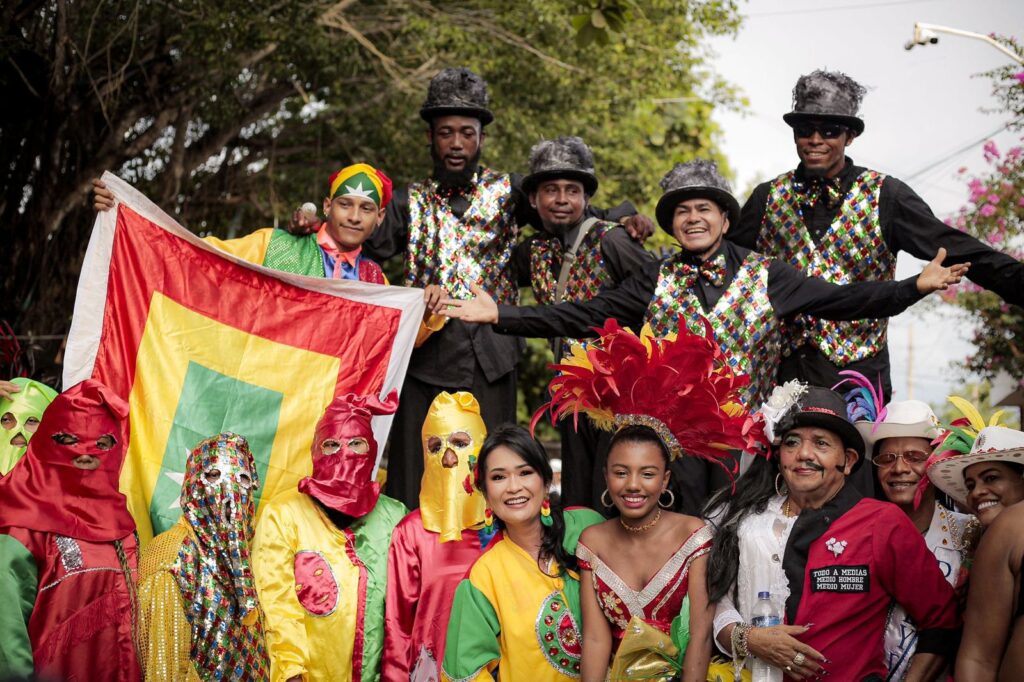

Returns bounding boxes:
[711,495,797,654]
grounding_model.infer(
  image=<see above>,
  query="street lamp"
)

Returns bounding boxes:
[904,22,1024,65]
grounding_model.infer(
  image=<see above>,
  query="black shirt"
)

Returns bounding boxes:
[364,169,637,387]
[495,240,925,343]
[730,158,1024,395]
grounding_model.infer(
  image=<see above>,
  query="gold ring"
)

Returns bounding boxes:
[793,652,806,666]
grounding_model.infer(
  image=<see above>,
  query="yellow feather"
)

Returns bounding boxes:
[947,396,987,432]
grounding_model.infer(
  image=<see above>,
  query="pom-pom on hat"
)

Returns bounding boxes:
[532,319,766,477]
[783,69,866,134]
[654,159,741,234]
[420,67,494,126]
[521,136,599,196]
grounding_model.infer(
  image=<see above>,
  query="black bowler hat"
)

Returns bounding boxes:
[654,159,741,234]
[783,69,866,135]
[768,384,866,466]
[419,67,494,126]
[521,136,599,196]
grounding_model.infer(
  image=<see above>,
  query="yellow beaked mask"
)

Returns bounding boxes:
[419,391,487,542]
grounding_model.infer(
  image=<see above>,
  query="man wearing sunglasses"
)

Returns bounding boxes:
[731,69,1024,403]
[854,399,976,680]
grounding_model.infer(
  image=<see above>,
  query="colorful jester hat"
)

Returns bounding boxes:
[420,391,488,542]
[916,396,1012,508]
[0,377,58,475]
[533,319,766,474]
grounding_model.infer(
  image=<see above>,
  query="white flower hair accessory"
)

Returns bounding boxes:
[758,380,809,445]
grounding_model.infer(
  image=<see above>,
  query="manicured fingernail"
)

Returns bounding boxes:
[804,622,814,627]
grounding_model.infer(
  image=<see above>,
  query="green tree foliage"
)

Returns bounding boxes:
[1,0,742,385]
[942,37,1024,389]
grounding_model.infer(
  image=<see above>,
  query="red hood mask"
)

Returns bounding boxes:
[298,391,399,517]
[0,379,135,542]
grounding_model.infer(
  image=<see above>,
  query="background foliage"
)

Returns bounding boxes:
[2,0,742,403]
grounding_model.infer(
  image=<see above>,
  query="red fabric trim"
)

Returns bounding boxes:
[803,407,839,416]
[343,527,369,681]
[94,205,401,400]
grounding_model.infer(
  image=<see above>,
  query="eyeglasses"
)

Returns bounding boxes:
[792,122,848,139]
[871,450,930,467]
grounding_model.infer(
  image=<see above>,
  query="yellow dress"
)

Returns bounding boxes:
[252,489,406,682]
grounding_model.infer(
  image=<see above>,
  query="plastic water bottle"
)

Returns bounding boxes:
[750,591,783,682]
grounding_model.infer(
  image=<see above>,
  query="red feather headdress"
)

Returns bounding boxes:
[532,319,767,473]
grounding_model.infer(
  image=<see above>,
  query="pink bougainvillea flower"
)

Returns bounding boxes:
[979,204,997,217]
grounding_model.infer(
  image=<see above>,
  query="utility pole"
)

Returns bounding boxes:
[907,326,914,400]
[905,22,1024,65]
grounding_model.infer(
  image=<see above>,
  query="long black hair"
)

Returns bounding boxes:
[702,453,780,602]
[475,424,578,574]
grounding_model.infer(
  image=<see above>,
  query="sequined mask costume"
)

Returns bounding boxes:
[173,433,268,680]
[758,170,894,366]
[0,377,57,475]
[419,391,487,542]
[298,391,399,518]
[645,251,781,407]
[405,169,519,304]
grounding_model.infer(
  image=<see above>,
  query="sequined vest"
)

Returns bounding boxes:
[758,171,893,366]
[405,169,519,304]
[529,220,615,358]
[644,252,779,408]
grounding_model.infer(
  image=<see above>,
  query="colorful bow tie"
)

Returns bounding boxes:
[795,176,845,210]
[680,255,726,288]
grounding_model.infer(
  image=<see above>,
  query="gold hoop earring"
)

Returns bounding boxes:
[775,474,788,497]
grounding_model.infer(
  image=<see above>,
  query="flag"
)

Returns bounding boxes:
[64,172,424,544]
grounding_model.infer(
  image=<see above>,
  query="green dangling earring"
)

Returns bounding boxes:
[540,497,553,527]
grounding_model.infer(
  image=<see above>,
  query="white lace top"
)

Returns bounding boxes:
[711,495,797,654]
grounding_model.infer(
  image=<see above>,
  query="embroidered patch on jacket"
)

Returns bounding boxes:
[811,565,870,593]
[536,591,582,677]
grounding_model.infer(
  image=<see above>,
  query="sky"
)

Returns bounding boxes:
[707,0,1024,411]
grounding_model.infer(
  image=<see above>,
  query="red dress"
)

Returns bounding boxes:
[576,524,713,647]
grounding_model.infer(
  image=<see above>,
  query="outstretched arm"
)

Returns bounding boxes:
[770,248,969,320]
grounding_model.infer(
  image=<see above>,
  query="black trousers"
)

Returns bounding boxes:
[383,367,517,509]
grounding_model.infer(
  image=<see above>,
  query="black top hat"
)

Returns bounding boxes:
[521,136,599,196]
[419,67,494,126]
[782,69,866,135]
[776,386,866,466]
[654,159,741,233]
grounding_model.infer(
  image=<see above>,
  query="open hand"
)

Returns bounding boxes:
[440,283,499,324]
[0,380,22,401]
[916,247,969,294]
[746,624,826,680]
[92,178,115,212]
[620,213,656,242]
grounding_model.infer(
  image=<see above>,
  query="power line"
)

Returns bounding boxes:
[904,122,1011,181]
[748,0,943,18]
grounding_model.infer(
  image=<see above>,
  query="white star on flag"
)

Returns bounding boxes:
[165,470,186,509]
[344,181,374,199]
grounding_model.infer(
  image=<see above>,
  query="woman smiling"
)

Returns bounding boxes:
[441,425,603,681]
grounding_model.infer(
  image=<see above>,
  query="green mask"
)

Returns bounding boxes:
[1,378,58,475]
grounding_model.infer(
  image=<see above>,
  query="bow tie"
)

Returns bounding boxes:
[680,255,726,288]
[794,176,845,210]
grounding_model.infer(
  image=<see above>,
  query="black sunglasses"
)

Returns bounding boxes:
[792,122,848,139]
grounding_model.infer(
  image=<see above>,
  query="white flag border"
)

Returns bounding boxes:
[64,171,426,476]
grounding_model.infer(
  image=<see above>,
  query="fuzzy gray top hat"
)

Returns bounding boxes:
[521,136,599,196]
[420,67,494,126]
[783,69,866,134]
[654,159,740,233]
